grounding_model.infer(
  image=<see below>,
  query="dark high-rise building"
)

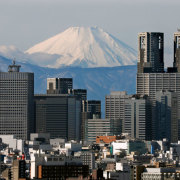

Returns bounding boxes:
[138,32,164,73]
[156,90,178,142]
[174,31,180,72]
[82,100,101,118]
[47,78,73,94]
[81,112,91,143]
[68,89,87,101]
[0,61,34,140]
[34,94,81,141]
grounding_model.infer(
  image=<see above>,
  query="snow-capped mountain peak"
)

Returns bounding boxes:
[26,26,137,68]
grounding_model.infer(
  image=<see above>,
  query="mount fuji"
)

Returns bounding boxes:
[26,26,137,68]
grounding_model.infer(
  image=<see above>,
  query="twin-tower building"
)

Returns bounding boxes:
[105,31,180,143]
[137,31,180,142]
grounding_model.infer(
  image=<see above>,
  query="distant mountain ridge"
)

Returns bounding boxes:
[25,26,137,68]
[0,55,137,115]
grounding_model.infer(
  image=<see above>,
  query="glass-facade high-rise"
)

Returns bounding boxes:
[138,32,164,73]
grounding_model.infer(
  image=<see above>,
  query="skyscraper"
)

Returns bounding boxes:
[138,32,164,73]
[34,94,81,141]
[124,95,152,140]
[155,90,178,142]
[0,61,34,140]
[137,72,180,140]
[105,91,131,135]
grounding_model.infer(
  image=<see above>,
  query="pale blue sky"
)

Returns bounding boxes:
[0,0,179,60]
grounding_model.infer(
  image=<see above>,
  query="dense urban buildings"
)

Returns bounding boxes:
[2,30,180,179]
[137,72,180,140]
[0,61,34,140]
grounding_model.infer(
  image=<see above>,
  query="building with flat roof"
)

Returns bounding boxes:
[105,91,131,135]
[34,94,81,141]
[85,118,112,143]
[0,61,34,140]
[124,95,152,140]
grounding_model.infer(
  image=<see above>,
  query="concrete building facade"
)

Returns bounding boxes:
[0,62,34,140]
[136,73,180,140]
[105,91,131,135]
[124,95,152,140]
[85,118,112,143]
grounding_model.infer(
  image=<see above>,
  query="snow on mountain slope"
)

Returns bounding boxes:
[26,26,137,68]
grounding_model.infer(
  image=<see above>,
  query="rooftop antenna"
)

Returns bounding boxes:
[12,58,16,65]
[8,58,21,72]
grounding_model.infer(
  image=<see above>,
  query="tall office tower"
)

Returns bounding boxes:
[138,32,164,73]
[68,89,87,101]
[105,91,131,135]
[47,78,73,94]
[82,100,101,118]
[124,95,152,140]
[34,94,81,141]
[0,62,34,140]
[156,90,178,142]
[137,73,180,140]
[174,31,180,72]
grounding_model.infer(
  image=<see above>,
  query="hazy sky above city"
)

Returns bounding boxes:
[0,0,179,62]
